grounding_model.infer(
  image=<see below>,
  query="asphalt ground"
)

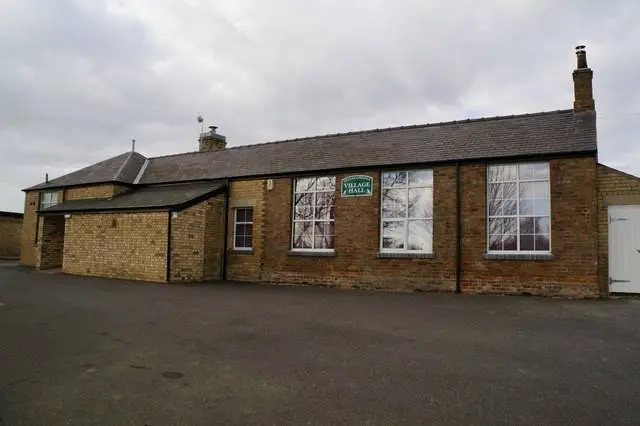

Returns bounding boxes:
[1,263,639,425]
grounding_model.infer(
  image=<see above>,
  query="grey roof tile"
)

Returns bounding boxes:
[26,151,147,191]
[139,110,597,184]
[40,181,225,213]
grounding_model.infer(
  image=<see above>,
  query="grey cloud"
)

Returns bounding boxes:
[0,0,639,212]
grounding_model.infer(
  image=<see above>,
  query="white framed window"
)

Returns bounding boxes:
[233,207,253,250]
[380,170,433,253]
[292,176,335,251]
[487,162,550,253]
[39,191,58,210]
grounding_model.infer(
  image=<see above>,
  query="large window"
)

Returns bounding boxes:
[234,207,253,250]
[292,176,335,251]
[381,170,433,252]
[487,162,550,253]
[39,191,58,210]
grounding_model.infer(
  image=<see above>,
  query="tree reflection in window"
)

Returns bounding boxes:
[381,170,433,252]
[292,176,335,250]
[487,163,550,252]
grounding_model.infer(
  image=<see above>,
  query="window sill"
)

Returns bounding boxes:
[377,252,434,259]
[288,250,336,258]
[231,248,253,255]
[483,253,554,261]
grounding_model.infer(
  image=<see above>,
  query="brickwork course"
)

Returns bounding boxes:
[17,47,640,297]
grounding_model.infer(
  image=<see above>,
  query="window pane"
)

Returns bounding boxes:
[244,235,253,248]
[315,193,335,219]
[408,220,432,252]
[244,208,253,222]
[520,199,534,215]
[519,217,534,234]
[314,221,335,237]
[294,192,313,207]
[520,235,534,251]
[488,199,502,216]
[503,200,517,216]
[293,222,313,249]
[534,181,549,199]
[535,217,549,234]
[316,176,335,191]
[245,224,253,238]
[295,178,315,193]
[535,234,550,251]
[382,189,407,218]
[489,234,502,251]
[490,165,517,181]
[236,224,247,236]
[533,199,549,216]
[408,188,432,218]
[520,182,534,199]
[382,221,405,249]
[235,235,244,248]
[519,163,548,180]
[294,206,313,220]
[382,172,407,188]
[503,183,517,199]
[503,218,517,234]
[488,183,503,200]
[236,209,245,223]
[503,235,517,251]
[408,170,433,187]
[489,218,502,235]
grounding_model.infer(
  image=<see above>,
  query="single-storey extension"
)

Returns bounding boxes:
[0,211,23,258]
[20,47,640,297]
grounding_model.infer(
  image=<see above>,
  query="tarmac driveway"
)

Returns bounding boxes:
[1,264,639,425]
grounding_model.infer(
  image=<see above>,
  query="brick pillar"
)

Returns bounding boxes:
[36,216,65,270]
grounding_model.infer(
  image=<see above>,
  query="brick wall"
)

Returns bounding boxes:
[64,184,124,200]
[226,180,265,281]
[21,185,124,267]
[36,216,65,270]
[63,212,168,282]
[203,195,225,280]
[261,168,457,292]
[460,157,599,297]
[259,158,600,296]
[170,204,205,282]
[0,215,23,258]
[597,164,640,294]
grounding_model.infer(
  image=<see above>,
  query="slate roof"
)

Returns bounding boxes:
[139,110,597,184]
[0,211,23,218]
[27,151,147,190]
[26,109,597,190]
[39,181,225,214]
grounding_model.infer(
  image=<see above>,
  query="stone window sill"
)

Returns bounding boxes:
[288,250,336,258]
[376,252,435,259]
[483,253,554,261]
[231,248,253,255]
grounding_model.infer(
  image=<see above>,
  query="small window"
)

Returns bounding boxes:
[487,162,550,253]
[292,176,336,251]
[40,191,58,210]
[380,170,433,253]
[234,208,253,250]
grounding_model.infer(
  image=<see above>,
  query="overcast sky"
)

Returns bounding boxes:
[1,0,638,212]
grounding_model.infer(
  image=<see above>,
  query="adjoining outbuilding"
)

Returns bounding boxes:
[0,211,23,259]
[19,47,640,297]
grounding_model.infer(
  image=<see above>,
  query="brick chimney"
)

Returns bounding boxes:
[199,126,227,152]
[572,45,595,112]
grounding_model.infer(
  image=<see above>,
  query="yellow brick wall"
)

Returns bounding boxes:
[170,204,205,282]
[226,180,265,281]
[64,184,121,200]
[63,212,168,282]
[0,216,23,258]
[203,195,225,280]
[597,164,640,294]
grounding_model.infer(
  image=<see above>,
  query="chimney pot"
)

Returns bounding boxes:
[199,125,227,152]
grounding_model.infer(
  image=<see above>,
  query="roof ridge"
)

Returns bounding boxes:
[113,151,134,181]
[147,109,573,161]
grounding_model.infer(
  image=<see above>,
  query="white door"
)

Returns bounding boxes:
[609,205,640,293]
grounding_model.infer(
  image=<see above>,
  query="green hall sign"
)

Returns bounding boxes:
[341,175,373,197]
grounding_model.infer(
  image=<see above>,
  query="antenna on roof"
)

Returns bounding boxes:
[132,139,136,152]
[197,114,204,134]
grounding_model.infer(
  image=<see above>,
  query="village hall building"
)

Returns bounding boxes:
[20,47,640,297]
